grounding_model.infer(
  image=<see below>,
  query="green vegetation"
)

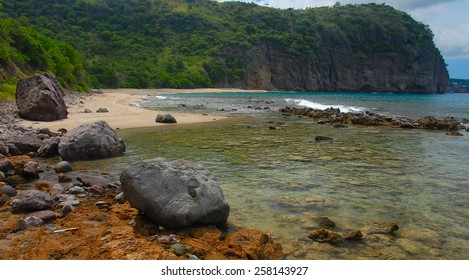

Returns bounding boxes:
[0,0,440,89]
[448,79,469,93]
[0,11,89,99]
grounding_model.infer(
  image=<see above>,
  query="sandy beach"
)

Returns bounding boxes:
[19,88,264,131]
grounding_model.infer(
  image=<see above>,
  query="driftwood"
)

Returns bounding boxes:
[53,228,78,233]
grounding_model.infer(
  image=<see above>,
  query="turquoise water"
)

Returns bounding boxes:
[77,92,469,259]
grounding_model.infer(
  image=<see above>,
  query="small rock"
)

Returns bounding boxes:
[186,253,200,260]
[55,161,73,173]
[18,216,44,230]
[96,108,109,113]
[6,175,27,186]
[365,221,400,234]
[58,173,72,183]
[0,194,9,207]
[26,210,57,222]
[0,171,6,182]
[308,228,344,244]
[316,216,336,228]
[76,174,113,187]
[50,184,64,199]
[315,136,334,142]
[84,109,92,113]
[22,161,41,179]
[170,243,192,256]
[67,186,86,195]
[149,234,179,244]
[0,159,14,173]
[446,131,463,136]
[95,201,109,209]
[1,185,17,197]
[114,192,125,203]
[37,137,60,158]
[268,126,276,130]
[90,185,106,196]
[61,204,74,215]
[155,113,177,124]
[343,229,363,241]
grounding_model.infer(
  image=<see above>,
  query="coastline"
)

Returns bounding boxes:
[19,88,265,131]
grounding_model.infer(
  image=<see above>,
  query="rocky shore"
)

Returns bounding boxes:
[0,75,283,260]
[0,106,283,260]
[279,106,468,135]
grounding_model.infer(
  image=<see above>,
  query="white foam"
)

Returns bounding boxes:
[285,98,365,113]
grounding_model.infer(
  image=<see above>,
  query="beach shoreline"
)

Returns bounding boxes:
[19,88,265,131]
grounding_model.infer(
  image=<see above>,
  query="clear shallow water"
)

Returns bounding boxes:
[78,92,469,259]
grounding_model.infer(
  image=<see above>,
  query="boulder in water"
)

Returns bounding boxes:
[120,157,229,228]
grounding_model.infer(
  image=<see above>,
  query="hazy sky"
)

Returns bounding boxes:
[218,0,469,78]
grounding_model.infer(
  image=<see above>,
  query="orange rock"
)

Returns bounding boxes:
[8,155,32,167]
[111,202,138,220]
[216,229,283,260]
[189,226,223,243]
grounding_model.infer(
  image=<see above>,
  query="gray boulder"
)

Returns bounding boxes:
[155,113,177,124]
[16,73,68,121]
[120,157,229,228]
[16,190,53,212]
[58,120,125,161]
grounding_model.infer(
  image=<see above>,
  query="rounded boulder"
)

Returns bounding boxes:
[120,157,229,228]
[58,120,125,161]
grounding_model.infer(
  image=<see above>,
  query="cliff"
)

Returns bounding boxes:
[0,0,448,93]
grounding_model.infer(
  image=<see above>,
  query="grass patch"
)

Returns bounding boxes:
[0,83,16,101]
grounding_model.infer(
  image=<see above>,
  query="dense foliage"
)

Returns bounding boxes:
[0,9,89,99]
[0,0,440,89]
[448,79,469,93]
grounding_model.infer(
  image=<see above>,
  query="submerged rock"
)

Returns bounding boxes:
[315,136,334,142]
[58,121,125,161]
[54,161,73,173]
[308,228,344,244]
[120,157,230,228]
[365,221,400,234]
[217,229,284,260]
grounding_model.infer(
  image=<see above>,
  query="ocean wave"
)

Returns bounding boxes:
[284,98,365,113]
[150,95,181,100]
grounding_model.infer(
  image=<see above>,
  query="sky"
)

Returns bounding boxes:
[218,0,469,79]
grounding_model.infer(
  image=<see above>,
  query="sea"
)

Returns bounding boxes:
[75,91,469,259]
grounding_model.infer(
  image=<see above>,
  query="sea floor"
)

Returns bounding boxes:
[74,113,469,260]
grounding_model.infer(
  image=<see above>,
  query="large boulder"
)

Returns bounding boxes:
[120,157,230,228]
[58,121,125,161]
[16,73,68,121]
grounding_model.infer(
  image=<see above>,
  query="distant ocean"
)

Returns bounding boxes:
[79,91,469,259]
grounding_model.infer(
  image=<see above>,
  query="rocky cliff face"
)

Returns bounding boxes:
[219,40,448,93]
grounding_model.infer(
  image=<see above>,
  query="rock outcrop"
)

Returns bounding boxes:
[58,121,125,161]
[15,73,68,121]
[120,157,230,228]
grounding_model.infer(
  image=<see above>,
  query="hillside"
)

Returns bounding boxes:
[0,10,89,99]
[0,0,448,93]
